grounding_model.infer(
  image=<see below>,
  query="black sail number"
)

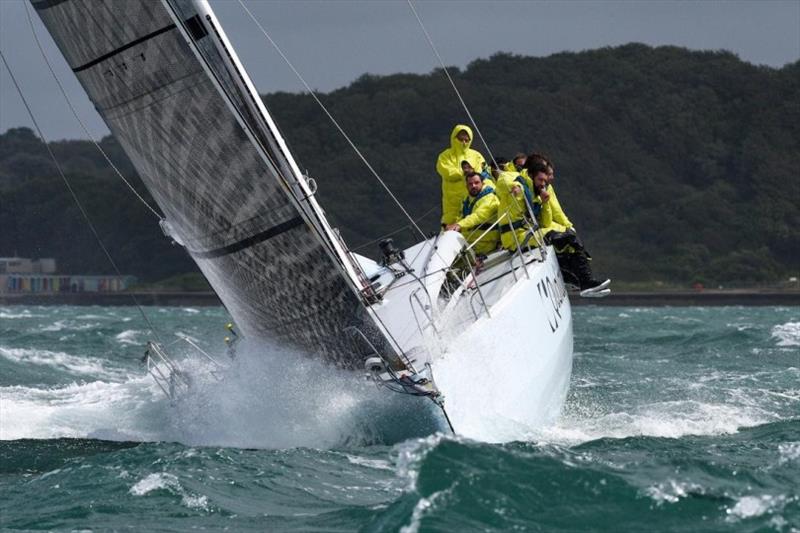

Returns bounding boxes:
[537,274,567,333]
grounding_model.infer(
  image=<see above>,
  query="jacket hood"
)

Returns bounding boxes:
[450,124,474,152]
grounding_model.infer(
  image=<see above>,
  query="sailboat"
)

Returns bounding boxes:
[28,0,576,439]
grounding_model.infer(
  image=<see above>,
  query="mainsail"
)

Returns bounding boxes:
[32,0,397,367]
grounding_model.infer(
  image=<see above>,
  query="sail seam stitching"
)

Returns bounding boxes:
[72,23,176,73]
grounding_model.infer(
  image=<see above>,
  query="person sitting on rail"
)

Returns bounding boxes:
[436,124,486,226]
[445,172,500,257]
[528,153,572,232]
[489,157,541,252]
[525,157,609,293]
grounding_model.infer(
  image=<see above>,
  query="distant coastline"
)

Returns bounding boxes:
[569,290,800,307]
[2,290,799,307]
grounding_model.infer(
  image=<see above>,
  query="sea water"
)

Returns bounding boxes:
[0,305,797,531]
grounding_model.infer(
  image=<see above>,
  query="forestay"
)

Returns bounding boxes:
[32,0,397,367]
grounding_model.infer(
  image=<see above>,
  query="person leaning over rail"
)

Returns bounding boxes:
[436,124,486,226]
[525,157,610,293]
[529,153,572,231]
[528,153,586,260]
[490,158,541,252]
[445,173,500,257]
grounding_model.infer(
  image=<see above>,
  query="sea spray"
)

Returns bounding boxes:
[1,305,798,531]
[163,336,440,449]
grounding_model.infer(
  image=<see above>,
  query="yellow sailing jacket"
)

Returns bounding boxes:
[494,170,540,251]
[436,124,486,225]
[457,184,500,256]
[547,184,573,231]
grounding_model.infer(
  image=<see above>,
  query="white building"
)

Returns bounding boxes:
[0,257,57,274]
[0,257,135,294]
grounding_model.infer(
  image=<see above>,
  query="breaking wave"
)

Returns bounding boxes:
[772,321,800,347]
[0,346,126,380]
[115,329,145,346]
[0,336,436,447]
[538,399,774,445]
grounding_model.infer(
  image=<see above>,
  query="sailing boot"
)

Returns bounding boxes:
[574,251,610,292]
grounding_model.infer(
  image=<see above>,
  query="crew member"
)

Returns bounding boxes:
[491,158,540,252]
[446,173,499,256]
[528,153,572,231]
[525,157,609,293]
[436,125,486,226]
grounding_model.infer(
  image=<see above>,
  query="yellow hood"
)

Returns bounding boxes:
[449,124,474,154]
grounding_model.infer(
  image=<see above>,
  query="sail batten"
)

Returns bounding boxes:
[32,0,397,367]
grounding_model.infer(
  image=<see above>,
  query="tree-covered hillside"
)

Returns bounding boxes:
[0,127,193,280]
[1,44,798,284]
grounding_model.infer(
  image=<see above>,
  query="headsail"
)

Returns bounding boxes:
[32,0,397,367]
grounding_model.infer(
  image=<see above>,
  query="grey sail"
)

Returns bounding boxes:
[32,0,397,367]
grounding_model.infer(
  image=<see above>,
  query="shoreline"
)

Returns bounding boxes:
[1,290,799,307]
[569,290,800,306]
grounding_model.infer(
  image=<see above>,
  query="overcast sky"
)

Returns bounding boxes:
[1,0,798,140]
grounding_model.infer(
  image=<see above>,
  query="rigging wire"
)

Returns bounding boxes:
[22,1,164,221]
[406,0,498,168]
[351,205,439,253]
[0,50,163,344]
[235,0,429,242]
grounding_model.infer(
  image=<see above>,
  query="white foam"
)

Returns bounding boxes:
[342,453,394,471]
[0,377,165,441]
[393,433,448,491]
[115,330,143,345]
[40,321,66,332]
[129,472,210,511]
[163,339,396,449]
[727,322,755,332]
[725,494,788,521]
[645,479,703,504]
[399,484,452,533]
[772,321,800,347]
[399,494,435,533]
[0,346,124,379]
[181,493,209,510]
[0,310,45,319]
[129,472,180,496]
[40,320,101,332]
[0,333,417,448]
[533,400,772,445]
[778,442,800,465]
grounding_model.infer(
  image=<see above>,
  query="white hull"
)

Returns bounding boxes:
[433,253,573,441]
[361,233,574,441]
